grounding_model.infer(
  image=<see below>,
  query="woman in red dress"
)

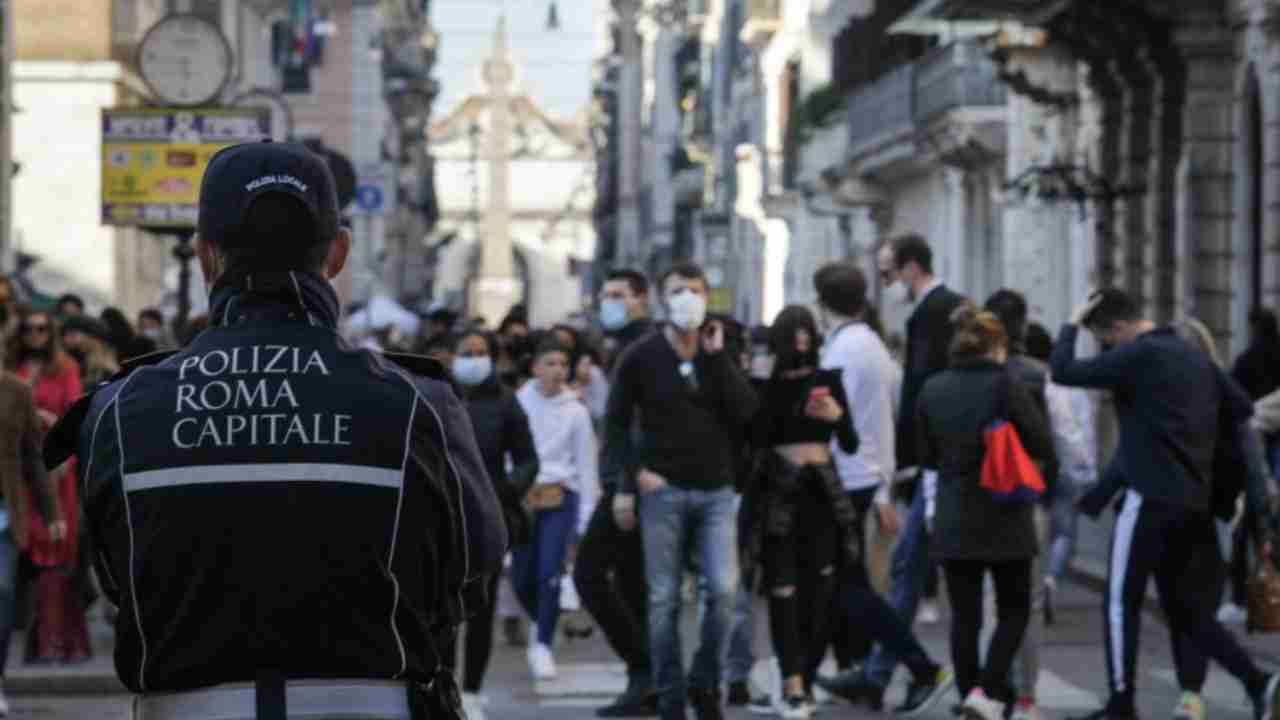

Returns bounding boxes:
[7,310,87,663]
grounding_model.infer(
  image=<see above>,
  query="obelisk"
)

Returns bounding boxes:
[470,14,523,326]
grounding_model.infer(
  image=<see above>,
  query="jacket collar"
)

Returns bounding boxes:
[208,268,340,330]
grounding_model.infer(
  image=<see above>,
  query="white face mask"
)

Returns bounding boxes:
[666,290,707,331]
[452,356,493,386]
[882,281,911,305]
[600,299,629,331]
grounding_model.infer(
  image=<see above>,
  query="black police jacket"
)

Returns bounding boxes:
[44,269,506,693]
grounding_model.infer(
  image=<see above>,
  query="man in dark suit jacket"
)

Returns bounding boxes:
[859,234,966,693]
[895,235,967,471]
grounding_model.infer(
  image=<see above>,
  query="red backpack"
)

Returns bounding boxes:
[980,372,1046,504]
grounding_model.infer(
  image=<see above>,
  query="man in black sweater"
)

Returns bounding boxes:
[576,269,659,718]
[1051,289,1280,720]
[605,263,758,720]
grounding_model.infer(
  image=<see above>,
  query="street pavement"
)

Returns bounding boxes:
[6,577,1280,719]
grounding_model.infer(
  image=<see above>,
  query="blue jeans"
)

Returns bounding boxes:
[511,490,579,647]
[724,573,755,684]
[865,489,930,687]
[641,484,739,709]
[1047,480,1080,580]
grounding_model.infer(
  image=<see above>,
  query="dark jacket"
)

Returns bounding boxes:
[916,359,1057,561]
[739,369,861,581]
[460,374,539,546]
[1007,352,1057,495]
[897,284,967,469]
[1232,340,1280,401]
[1051,325,1233,511]
[605,318,656,372]
[45,269,506,694]
[605,329,759,493]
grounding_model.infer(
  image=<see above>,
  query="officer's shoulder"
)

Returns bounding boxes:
[43,350,178,470]
[379,351,448,381]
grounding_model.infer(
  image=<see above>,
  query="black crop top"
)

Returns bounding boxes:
[749,368,858,453]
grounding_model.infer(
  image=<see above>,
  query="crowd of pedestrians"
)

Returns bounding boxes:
[0,278,177,714]
[357,229,1280,720]
[1,225,1278,720]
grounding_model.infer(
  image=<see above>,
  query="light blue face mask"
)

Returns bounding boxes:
[600,299,629,331]
[452,356,493,386]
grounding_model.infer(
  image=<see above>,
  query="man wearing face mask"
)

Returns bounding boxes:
[604,263,758,720]
[856,235,966,697]
[578,268,658,718]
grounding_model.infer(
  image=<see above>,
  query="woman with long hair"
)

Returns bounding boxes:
[915,307,1057,720]
[740,304,862,718]
[6,310,90,663]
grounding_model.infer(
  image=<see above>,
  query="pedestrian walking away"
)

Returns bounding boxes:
[864,235,966,692]
[1051,288,1280,720]
[604,262,758,720]
[915,307,1058,720]
[43,141,507,720]
[808,263,953,719]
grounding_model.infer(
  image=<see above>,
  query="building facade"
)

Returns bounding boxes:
[9,0,439,317]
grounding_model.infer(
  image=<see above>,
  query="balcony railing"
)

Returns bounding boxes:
[847,40,1007,149]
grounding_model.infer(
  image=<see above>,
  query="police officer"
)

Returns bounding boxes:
[44,141,507,720]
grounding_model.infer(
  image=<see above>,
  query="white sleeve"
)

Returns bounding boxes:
[847,346,896,504]
[1045,381,1098,488]
[573,407,600,536]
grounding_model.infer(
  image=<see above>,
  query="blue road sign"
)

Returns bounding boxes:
[355,184,384,213]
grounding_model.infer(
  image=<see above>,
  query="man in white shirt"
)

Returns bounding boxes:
[812,262,953,716]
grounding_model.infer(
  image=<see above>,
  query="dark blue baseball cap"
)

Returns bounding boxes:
[197,140,341,253]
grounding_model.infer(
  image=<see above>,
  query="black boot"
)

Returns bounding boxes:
[816,667,886,711]
[687,686,723,720]
[598,673,659,718]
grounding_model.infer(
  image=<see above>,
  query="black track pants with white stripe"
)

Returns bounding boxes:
[1104,489,1267,714]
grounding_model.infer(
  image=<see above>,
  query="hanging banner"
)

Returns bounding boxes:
[101,107,270,228]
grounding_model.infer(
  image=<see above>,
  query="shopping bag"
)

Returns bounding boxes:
[1248,560,1280,633]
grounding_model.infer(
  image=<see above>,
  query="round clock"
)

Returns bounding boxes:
[137,14,233,107]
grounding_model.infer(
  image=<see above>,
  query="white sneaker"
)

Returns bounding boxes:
[1217,602,1248,624]
[1172,691,1205,720]
[961,689,1006,720]
[527,642,557,680]
[0,686,9,717]
[779,695,815,719]
[461,692,487,720]
[917,600,941,625]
